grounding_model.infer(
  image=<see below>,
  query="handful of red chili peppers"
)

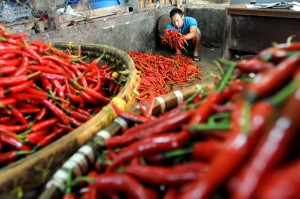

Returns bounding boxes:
[60,42,300,199]
[0,26,127,167]
[161,29,188,52]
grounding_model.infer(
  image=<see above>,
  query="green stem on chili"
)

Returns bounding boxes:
[71,176,94,187]
[189,122,231,133]
[186,85,205,103]
[208,112,231,125]
[216,61,236,92]
[157,147,193,159]
[65,168,73,195]
[213,60,224,76]
[268,74,300,107]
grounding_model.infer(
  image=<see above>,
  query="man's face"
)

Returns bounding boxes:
[171,13,184,29]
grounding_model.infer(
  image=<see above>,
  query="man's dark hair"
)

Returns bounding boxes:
[170,8,183,18]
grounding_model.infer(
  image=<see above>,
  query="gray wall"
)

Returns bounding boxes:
[186,4,226,43]
[26,5,226,52]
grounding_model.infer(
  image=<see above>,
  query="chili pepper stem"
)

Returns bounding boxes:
[189,123,231,132]
[268,75,300,106]
[71,176,94,187]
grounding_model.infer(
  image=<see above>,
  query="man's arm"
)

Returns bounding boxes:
[184,26,198,40]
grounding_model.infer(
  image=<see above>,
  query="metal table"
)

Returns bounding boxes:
[222,4,300,59]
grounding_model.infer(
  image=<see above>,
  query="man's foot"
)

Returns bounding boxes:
[193,54,201,61]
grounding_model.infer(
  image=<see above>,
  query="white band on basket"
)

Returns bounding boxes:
[97,129,111,140]
[51,169,68,191]
[155,96,166,113]
[46,178,65,192]
[173,90,183,105]
[69,153,88,173]
[195,84,203,91]
[63,160,82,177]
[78,145,95,164]
[114,117,128,129]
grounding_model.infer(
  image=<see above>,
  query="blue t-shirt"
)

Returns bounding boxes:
[165,16,198,34]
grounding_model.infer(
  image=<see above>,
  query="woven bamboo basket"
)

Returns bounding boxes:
[37,83,215,199]
[0,42,139,199]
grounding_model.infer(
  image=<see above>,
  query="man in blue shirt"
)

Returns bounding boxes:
[165,8,201,61]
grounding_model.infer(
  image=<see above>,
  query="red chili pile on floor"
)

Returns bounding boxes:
[60,42,300,199]
[161,29,188,52]
[0,26,126,167]
[128,51,201,103]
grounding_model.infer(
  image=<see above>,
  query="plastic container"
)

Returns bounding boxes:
[64,0,80,6]
[89,0,126,9]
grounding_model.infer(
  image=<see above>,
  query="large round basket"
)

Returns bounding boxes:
[0,42,139,199]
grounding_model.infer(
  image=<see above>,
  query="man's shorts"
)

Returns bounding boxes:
[197,28,201,36]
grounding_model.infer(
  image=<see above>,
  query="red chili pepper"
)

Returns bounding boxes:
[26,87,48,99]
[56,123,74,132]
[25,132,47,145]
[236,59,274,73]
[0,124,28,132]
[0,98,17,107]
[111,102,150,123]
[232,86,300,199]
[80,91,99,105]
[18,107,41,114]
[23,40,42,63]
[69,116,82,127]
[256,158,300,199]
[5,80,34,94]
[12,56,29,76]
[40,78,52,91]
[40,72,66,80]
[31,118,58,132]
[8,93,47,101]
[188,91,221,125]
[0,134,31,151]
[0,150,31,166]
[41,99,70,124]
[84,51,106,73]
[35,107,48,121]
[69,109,91,122]
[27,65,63,75]
[245,55,300,102]
[105,110,194,149]
[108,130,189,171]
[191,139,223,162]
[124,164,204,186]
[180,99,274,199]
[0,71,40,86]
[0,58,21,67]
[93,173,152,199]
[0,66,17,75]
[10,106,28,125]
[62,194,75,199]
[34,128,64,149]
[144,92,155,118]
[84,88,110,105]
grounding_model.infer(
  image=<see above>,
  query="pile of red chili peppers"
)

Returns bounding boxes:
[0,26,127,167]
[161,29,188,51]
[59,42,300,199]
[128,52,201,103]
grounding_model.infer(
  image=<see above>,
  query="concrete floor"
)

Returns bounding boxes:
[197,42,223,87]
